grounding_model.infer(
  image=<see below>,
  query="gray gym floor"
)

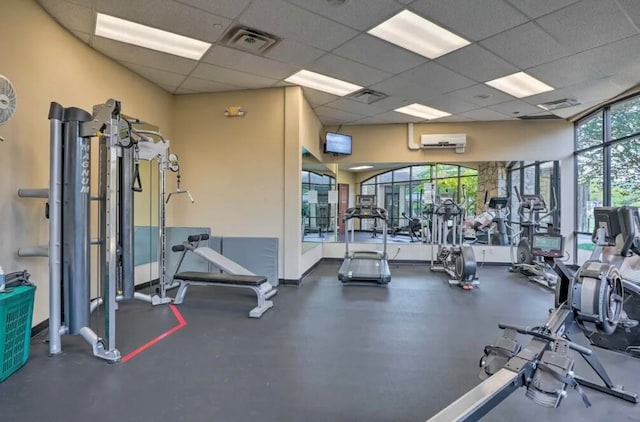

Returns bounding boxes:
[2,263,639,422]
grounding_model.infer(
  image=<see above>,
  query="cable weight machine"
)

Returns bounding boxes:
[18,99,175,362]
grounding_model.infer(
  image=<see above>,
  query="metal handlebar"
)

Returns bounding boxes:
[497,323,593,355]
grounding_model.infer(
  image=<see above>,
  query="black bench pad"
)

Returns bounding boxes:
[173,271,267,286]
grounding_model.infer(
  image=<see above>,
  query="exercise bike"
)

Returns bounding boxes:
[509,187,563,289]
[389,211,422,242]
[430,198,478,290]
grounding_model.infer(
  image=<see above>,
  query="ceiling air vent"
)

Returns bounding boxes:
[223,27,279,54]
[537,98,581,111]
[348,89,388,104]
[517,114,562,120]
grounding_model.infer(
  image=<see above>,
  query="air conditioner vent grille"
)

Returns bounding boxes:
[223,26,280,54]
[348,89,388,104]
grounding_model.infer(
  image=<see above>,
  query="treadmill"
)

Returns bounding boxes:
[338,195,391,285]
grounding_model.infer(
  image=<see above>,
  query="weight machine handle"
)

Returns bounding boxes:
[498,323,593,355]
[171,245,185,252]
[187,233,210,242]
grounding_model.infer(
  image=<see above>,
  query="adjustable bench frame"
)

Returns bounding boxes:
[171,234,277,318]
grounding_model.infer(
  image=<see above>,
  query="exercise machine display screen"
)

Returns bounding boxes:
[532,234,564,258]
[357,195,376,206]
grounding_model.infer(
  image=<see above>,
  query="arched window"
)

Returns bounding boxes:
[360,164,478,229]
[302,171,335,235]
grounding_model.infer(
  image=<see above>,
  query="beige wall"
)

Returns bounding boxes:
[170,87,308,280]
[0,0,174,325]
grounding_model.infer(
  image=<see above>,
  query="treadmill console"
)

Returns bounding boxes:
[489,197,509,209]
[531,233,564,258]
[520,194,547,211]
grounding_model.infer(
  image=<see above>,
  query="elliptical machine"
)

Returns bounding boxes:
[509,187,563,289]
[468,194,510,245]
[430,197,478,290]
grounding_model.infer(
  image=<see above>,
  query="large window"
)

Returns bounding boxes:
[575,94,640,264]
[301,171,335,235]
[360,164,478,230]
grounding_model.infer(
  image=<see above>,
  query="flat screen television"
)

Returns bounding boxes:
[324,132,352,155]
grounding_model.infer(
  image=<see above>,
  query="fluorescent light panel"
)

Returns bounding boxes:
[485,72,554,98]
[368,10,469,59]
[284,70,362,96]
[95,13,211,60]
[349,165,373,171]
[394,103,451,120]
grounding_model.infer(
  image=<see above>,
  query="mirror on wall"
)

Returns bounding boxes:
[334,160,561,247]
[301,149,337,247]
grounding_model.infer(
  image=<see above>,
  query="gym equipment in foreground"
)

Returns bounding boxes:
[18,99,173,362]
[171,233,277,318]
[338,195,391,285]
[509,188,562,289]
[430,198,477,290]
[575,207,640,358]
[427,206,639,421]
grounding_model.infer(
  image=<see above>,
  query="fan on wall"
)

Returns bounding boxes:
[0,74,17,142]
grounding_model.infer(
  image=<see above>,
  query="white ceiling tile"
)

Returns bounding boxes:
[349,116,396,125]
[238,0,358,50]
[363,95,413,111]
[285,0,403,30]
[173,0,252,19]
[505,0,580,19]
[536,0,638,53]
[421,94,479,114]
[481,22,571,69]
[71,30,92,44]
[302,88,341,107]
[528,35,640,88]
[92,37,199,74]
[333,34,427,74]
[448,84,516,106]
[263,39,327,67]
[308,54,392,86]
[120,62,188,87]
[202,46,298,80]
[38,0,93,33]
[393,62,476,97]
[95,0,231,43]
[191,63,278,88]
[65,0,93,6]
[178,77,241,93]
[566,77,628,105]
[437,44,519,83]
[410,0,528,41]
[488,100,545,117]
[618,0,640,28]
[323,98,387,116]
[314,105,365,123]
[459,108,513,121]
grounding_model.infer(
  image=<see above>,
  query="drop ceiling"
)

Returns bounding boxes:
[38,0,640,125]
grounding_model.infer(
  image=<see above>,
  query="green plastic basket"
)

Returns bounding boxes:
[0,284,36,382]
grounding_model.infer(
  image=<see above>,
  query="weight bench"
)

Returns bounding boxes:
[171,234,277,318]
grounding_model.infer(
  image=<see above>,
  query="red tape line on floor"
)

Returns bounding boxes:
[121,304,187,363]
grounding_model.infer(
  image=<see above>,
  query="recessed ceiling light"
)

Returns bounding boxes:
[485,72,554,98]
[394,103,451,120]
[368,10,470,59]
[95,13,211,60]
[284,70,362,96]
[349,165,373,171]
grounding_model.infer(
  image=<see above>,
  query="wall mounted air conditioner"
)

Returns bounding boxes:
[420,133,466,153]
